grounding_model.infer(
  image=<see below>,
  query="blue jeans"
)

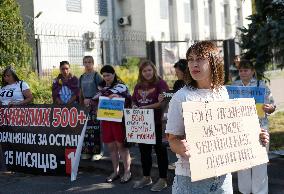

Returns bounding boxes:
[172,174,233,194]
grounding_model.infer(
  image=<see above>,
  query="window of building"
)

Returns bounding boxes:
[209,0,213,14]
[184,2,190,23]
[160,0,169,19]
[66,0,81,12]
[95,0,108,16]
[236,7,241,25]
[224,4,229,19]
[190,0,194,10]
[204,0,209,26]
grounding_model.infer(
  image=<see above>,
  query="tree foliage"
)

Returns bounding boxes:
[239,0,284,79]
[0,0,32,69]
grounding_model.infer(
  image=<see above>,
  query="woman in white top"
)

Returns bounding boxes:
[0,66,33,106]
[165,41,270,194]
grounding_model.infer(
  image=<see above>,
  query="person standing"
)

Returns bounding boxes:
[232,59,276,194]
[165,41,270,194]
[0,66,33,172]
[79,56,103,160]
[52,61,79,105]
[0,66,33,106]
[94,65,132,183]
[132,60,169,192]
[173,59,187,92]
[79,56,103,106]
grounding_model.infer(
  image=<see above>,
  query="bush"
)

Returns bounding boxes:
[0,0,32,68]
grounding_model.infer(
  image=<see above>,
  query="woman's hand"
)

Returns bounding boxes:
[56,98,63,105]
[179,139,191,157]
[168,134,190,158]
[8,101,17,107]
[158,93,164,103]
[263,104,276,114]
[108,94,120,99]
[84,99,91,107]
[260,128,269,146]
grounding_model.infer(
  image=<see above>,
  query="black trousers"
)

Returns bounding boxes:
[138,124,168,178]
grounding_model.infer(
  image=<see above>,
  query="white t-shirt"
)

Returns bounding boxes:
[165,86,229,177]
[0,81,30,105]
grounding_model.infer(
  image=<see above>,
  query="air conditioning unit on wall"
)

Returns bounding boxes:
[86,40,95,49]
[85,31,94,39]
[118,16,131,26]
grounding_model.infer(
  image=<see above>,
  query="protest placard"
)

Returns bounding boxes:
[97,96,125,122]
[124,109,156,144]
[226,86,266,117]
[0,105,88,181]
[182,98,268,182]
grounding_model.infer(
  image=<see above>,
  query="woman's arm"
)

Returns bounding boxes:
[168,134,190,157]
[67,95,77,105]
[18,89,33,105]
[79,89,84,105]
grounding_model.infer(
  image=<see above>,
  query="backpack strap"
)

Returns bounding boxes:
[20,80,23,93]
[79,74,83,88]
[93,71,98,87]
[20,80,27,100]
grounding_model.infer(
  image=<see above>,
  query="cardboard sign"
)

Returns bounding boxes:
[97,96,125,122]
[0,105,88,181]
[182,98,268,182]
[226,86,266,117]
[124,109,156,144]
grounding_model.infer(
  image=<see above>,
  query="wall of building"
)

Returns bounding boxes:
[31,0,112,70]
[17,0,253,70]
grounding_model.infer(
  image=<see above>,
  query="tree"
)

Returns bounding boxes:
[239,0,284,79]
[0,0,32,69]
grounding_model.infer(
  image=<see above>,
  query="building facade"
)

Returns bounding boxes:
[17,0,252,73]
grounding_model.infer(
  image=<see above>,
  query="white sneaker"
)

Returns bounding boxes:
[91,154,103,161]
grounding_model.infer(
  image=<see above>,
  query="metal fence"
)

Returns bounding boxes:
[23,22,147,80]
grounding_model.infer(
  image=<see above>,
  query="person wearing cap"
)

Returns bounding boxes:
[52,61,79,105]
[0,66,33,106]
[232,59,276,194]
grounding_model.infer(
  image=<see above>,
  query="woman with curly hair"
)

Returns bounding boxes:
[165,41,270,194]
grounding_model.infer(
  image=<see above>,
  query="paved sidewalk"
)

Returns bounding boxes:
[270,78,284,111]
[79,145,284,194]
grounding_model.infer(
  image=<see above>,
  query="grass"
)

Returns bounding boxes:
[269,111,284,151]
[265,69,284,79]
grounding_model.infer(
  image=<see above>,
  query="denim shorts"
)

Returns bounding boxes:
[172,174,233,194]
